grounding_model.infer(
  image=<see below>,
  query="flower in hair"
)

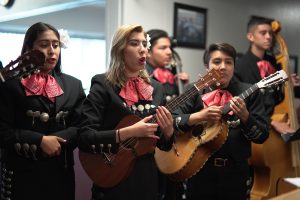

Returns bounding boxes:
[146,34,151,49]
[58,29,70,49]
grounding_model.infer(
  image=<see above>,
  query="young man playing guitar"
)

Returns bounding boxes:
[172,43,269,200]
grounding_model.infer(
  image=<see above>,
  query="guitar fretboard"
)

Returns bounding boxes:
[149,72,219,124]
[222,83,258,114]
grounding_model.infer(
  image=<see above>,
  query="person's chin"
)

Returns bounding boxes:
[164,61,171,66]
[220,80,230,88]
[265,45,272,50]
[41,65,55,73]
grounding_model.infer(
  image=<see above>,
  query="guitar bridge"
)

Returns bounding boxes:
[102,153,112,165]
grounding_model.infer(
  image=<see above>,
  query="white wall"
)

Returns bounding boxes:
[2,0,299,79]
[121,0,300,82]
[0,4,105,39]
[0,0,102,21]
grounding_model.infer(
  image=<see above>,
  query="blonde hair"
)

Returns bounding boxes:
[106,24,151,87]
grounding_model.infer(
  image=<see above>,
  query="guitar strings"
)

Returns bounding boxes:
[106,72,219,161]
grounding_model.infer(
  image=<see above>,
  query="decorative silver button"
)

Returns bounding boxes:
[40,112,49,122]
[14,143,21,155]
[131,105,137,113]
[137,104,144,114]
[166,95,172,102]
[145,104,150,113]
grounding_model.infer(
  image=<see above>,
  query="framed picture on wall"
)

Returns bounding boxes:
[173,3,207,49]
[289,55,298,74]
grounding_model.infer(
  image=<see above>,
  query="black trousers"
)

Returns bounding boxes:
[1,165,75,200]
[186,159,250,200]
[158,170,186,200]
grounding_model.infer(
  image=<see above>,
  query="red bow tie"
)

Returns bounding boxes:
[153,67,175,84]
[119,77,153,106]
[201,89,233,107]
[21,73,64,102]
[257,60,276,78]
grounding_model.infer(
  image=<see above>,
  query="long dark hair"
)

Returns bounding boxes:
[147,29,171,51]
[21,22,62,73]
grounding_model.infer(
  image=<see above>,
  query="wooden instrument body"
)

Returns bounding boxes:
[79,115,157,188]
[250,20,300,200]
[155,120,228,181]
[79,69,221,188]
[155,69,288,181]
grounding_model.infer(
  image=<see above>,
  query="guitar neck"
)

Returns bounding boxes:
[149,85,203,124]
[223,83,259,114]
[149,69,220,124]
[166,86,199,112]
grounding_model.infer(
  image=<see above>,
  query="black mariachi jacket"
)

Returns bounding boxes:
[78,74,174,200]
[78,73,173,153]
[173,78,269,162]
[146,62,179,100]
[234,50,284,119]
[0,72,86,170]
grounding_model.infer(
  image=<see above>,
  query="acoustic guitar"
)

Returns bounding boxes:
[0,49,45,83]
[79,68,221,188]
[155,70,289,181]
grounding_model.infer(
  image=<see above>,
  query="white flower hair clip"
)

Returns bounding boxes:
[146,34,151,49]
[58,29,70,49]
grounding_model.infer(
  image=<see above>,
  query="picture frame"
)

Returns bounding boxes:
[289,55,298,74]
[173,3,207,49]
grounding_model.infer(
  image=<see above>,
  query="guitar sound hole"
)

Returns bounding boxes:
[191,124,204,137]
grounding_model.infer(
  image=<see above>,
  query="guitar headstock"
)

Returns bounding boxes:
[257,70,288,89]
[194,68,221,90]
[0,49,45,82]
